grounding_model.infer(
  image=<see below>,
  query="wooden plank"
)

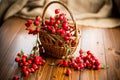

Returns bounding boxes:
[0,17,24,64]
[80,28,95,80]
[93,28,107,80]
[50,60,80,80]
[0,17,37,79]
[103,28,120,80]
[80,27,107,80]
[51,64,66,80]
[37,57,54,80]
[0,17,54,80]
[50,29,82,80]
[0,17,120,80]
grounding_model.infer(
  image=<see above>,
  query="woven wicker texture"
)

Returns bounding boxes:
[39,1,80,58]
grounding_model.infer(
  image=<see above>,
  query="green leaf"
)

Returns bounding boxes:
[21,50,24,55]
[58,24,62,28]
[37,26,40,28]
[101,64,109,69]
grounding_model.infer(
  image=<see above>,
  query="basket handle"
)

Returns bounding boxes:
[42,1,77,36]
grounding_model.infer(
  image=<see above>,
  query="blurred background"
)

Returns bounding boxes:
[0,0,120,28]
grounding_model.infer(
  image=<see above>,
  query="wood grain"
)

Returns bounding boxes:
[103,28,120,80]
[0,17,120,80]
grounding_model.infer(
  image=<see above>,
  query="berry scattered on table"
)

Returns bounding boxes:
[66,69,72,76]
[13,44,45,79]
[58,49,101,70]
[13,75,19,80]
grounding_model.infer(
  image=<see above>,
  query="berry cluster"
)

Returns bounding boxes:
[25,9,74,43]
[13,45,45,80]
[42,9,72,42]
[58,49,101,74]
[25,16,41,35]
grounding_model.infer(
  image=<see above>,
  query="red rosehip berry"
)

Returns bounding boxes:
[30,54,34,57]
[28,59,32,64]
[55,9,60,14]
[25,23,30,28]
[56,20,60,24]
[50,17,55,21]
[95,64,101,70]
[34,20,39,26]
[17,53,21,57]
[13,75,19,80]
[66,69,72,76]
[79,49,83,54]
[71,62,78,68]
[51,29,56,34]
[58,60,64,66]
[36,27,40,32]
[15,57,20,62]
[64,36,70,41]
[63,61,69,67]
[87,50,91,55]
[34,56,42,64]
[23,69,29,76]
[83,63,87,68]
[75,66,81,70]
[60,29,66,36]
[22,56,27,62]
[18,62,23,67]
[66,33,71,37]
[79,64,84,69]
[28,28,34,34]
[45,20,50,25]
[50,20,54,25]
[35,16,41,21]
[56,29,62,34]
[64,26,69,31]
[54,23,58,28]
[27,20,32,25]
[30,68,35,73]
[63,18,68,22]
[23,62,29,66]
[23,66,29,71]
[47,26,52,31]
[85,60,90,65]
[59,15,64,20]
[62,22,68,28]
[92,65,96,69]
[32,64,38,70]
[75,57,82,63]
[59,13,65,17]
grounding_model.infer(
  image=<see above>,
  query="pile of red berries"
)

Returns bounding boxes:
[25,16,41,35]
[58,49,101,71]
[25,9,74,43]
[13,45,45,79]
[41,9,72,42]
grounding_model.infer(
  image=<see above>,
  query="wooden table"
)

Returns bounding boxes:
[0,17,120,80]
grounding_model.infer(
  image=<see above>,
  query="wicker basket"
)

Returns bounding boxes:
[39,1,81,58]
